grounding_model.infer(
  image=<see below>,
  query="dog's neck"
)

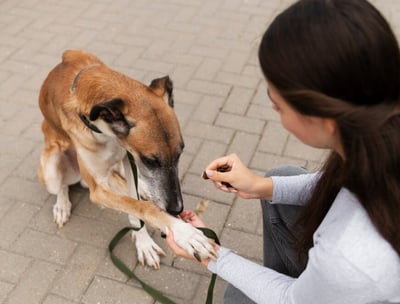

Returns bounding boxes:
[71,64,103,134]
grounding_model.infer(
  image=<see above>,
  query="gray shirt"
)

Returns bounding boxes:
[208,173,400,303]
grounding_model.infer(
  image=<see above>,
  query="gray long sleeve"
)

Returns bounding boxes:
[271,172,319,206]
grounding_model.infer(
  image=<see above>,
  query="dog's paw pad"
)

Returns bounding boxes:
[171,221,216,261]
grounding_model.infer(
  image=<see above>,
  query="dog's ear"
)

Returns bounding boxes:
[149,75,174,108]
[89,98,133,137]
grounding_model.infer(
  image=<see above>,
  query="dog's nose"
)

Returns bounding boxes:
[167,205,183,216]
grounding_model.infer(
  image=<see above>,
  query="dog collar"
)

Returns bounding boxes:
[79,113,102,133]
[71,64,103,134]
[70,64,99,93]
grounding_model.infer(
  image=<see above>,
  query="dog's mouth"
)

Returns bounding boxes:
[139,194,148,201]
[139,194,182,216]
[167,207,183,217]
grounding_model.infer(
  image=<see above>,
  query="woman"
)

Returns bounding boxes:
[166,0,400,303]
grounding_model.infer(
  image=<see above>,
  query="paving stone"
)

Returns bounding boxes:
[11,88,41,108]
[13,229,78,265]
[284,135,327,162]
[5,260,61,304]
[216,71,259,89]
[180,136,203,155]
[173,88,203,106]
[186,79,232,97]
[133,264,202,301]
[112,46,145,68]
[28,197,61,234]
[131,58,175,75]
[0,201,40,249]
[227,197,262,234]
[181,194,229,237]
[174,102,196,128]
[251,151,307,173]
[1,59,39,77]
[251,81,269,105]
[12,147,43,182]
[170,64,197,88]
[190,95,224,124]
[56,215,123,248]
[163,50,204,67]
[0,250,32,283]
[258,121,289,155]
[228,131,259,165]
[0,281,15,303]
[82,276,153,304]
[0,158,13,183]
[0,106,41,137]
[216,111,265,134]
[182,173,234,205]
[184,120,234,144]
[0,196,13,219]
[0,176,49,206]
[51,244,105,301]
[223,86,255,115]
[193,275,228,304]
[187,139,227,175]
[0,73,30,99]
[220,227,263,263]
[95,233,136,283]
[194,57,223,80]
[222,50,251,74]
[189,45,229,60]
[42,294,78,304]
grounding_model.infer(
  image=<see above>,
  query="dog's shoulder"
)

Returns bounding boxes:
[62,49,104,66]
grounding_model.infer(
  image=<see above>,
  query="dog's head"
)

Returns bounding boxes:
[87,76,184,216]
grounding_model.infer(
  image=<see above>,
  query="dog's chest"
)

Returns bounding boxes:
[78,138,127,179]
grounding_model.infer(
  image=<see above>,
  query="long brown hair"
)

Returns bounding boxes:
[259,0,400,256]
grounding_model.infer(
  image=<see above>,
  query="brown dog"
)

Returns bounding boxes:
[37,50,215,268]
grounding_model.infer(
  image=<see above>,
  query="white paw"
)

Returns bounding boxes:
[170,220,217,261]
[131,227,166,269]
[53,200,71,228]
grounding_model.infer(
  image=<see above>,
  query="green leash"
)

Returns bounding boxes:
[108,152,220,304]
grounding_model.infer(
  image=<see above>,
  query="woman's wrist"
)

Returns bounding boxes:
[254,176,273,201]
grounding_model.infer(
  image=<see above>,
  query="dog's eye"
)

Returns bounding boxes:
[141,155,161,167]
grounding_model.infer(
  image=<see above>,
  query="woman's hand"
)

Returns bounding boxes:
[166,211,218,267]
[204,153,272,200]
[179,210,206,227]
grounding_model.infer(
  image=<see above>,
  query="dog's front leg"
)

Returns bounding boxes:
[128,215,166,269]
[38,136,80,228]
[53,185,72,227]
[82,177,217,262]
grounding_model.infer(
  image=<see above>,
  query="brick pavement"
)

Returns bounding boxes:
[0,0,399,303]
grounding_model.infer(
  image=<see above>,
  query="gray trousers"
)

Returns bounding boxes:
[224,165,309,304]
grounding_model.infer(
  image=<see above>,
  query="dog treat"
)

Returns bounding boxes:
[202,164,233,188]
[195,199,209,217]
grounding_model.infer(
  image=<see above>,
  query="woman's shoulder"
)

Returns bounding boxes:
[314,188,400,297]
